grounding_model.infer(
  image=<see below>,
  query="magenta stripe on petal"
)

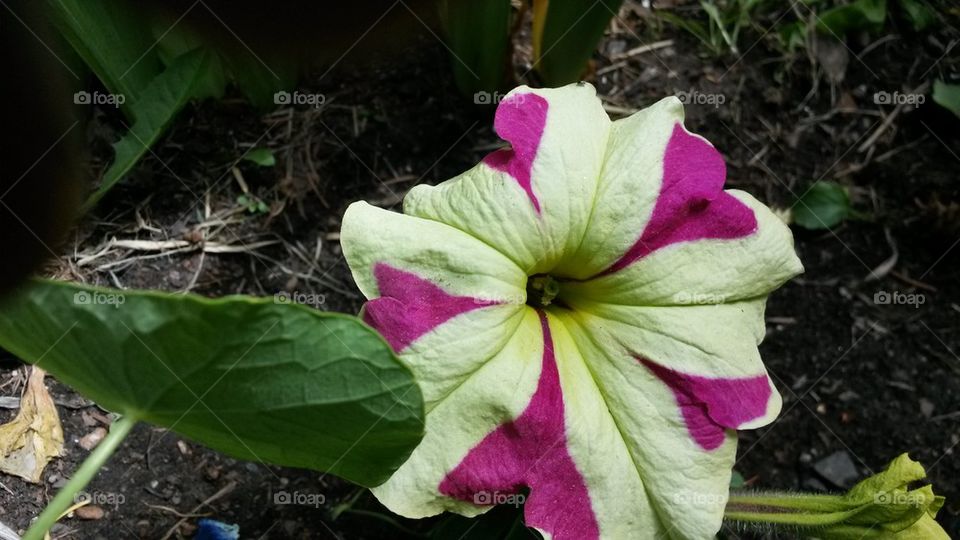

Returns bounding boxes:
[599,124,757,277]
[482,93,549,212]
[639,357,772,451]
[439,311,600,540]
[362,263,498,352]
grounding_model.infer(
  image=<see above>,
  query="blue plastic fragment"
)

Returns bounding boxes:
[194,518,240,540]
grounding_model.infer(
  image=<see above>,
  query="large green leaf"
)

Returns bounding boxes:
[150,18,229,102]
[220,47,299,110]
[0,280,425,487]
[899,0,937,31]
[149,16,296,109]
[46,0,163,117]
[150,18,295,106]
[82,48,215,212]
[536,0,624,85]
[439,0,512,96]
[816,0,888,36]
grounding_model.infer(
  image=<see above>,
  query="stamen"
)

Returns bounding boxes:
[527,275,561,308]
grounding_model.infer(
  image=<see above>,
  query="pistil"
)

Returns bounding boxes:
[527,274,561,308]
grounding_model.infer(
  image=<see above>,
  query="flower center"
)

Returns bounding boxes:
[526,274,561,308]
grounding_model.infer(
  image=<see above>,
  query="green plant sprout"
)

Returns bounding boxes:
[24,415,136,540]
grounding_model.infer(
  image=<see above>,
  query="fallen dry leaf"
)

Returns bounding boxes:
[0,520,19,540]
[0,367,64,483]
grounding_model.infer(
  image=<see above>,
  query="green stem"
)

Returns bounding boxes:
[722,455,950,539]
[24,415,138,540]
[723,489,864,532]
[328,487,365,520]
[727,492,845,510]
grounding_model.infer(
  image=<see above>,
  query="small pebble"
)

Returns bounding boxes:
[204,466,221,481]
[837,390,859,402]
[920,398,935,418]
[79,427,107,451]
[74,505,104,520]
[814,451,860,488]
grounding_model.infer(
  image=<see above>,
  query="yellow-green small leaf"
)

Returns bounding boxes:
[244,148,276,167]
[933,79,960,119]
[792,181,852,230]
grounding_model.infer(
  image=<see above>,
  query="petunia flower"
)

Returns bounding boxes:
[341,83,803,539]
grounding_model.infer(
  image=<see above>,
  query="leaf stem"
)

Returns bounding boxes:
[23,415,138,540]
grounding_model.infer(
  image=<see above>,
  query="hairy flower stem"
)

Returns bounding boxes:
[24,415,138,540]
[723,473,949,540]
[724,490,858,529]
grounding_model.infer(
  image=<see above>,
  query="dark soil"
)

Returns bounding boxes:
[2,3,959,539]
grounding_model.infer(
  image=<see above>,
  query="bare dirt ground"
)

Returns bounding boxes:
[1,3,959,538]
